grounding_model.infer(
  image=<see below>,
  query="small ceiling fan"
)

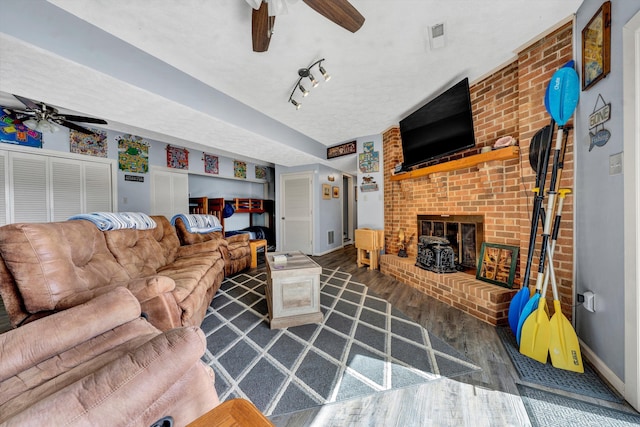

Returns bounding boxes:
[2,94,107,136]
[246,0,365,52]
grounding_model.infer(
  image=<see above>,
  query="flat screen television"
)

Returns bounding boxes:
[399,78,476,170]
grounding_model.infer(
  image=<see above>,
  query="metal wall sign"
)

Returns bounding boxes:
[124,174,144,182]
[327,140,356,159]
[589,94,612,152]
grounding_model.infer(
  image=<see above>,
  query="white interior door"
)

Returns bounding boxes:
[280,172,313,254]
[623,9,640,411]
[150,168,189,220]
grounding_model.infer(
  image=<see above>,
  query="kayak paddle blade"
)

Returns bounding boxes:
[516,293,540,344]
[549,300,584,373]
[520,298,550,363]
[508,286,531,334]
[546,66,580,126]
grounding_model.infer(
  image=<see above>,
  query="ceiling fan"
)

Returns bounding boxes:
[246,0,365,52]
[2,94,107,136]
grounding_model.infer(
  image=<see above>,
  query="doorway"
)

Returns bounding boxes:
[342,174,355,244]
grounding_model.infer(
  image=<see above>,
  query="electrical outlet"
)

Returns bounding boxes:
[583,291,596,312]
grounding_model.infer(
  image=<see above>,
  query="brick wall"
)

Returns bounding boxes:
[383,22,575,320]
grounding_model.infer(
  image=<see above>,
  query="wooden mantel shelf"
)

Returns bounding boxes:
[390,146,520,181]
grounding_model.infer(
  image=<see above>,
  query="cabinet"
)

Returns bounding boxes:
[0,147,115,225]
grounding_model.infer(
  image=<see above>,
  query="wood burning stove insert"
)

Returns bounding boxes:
[416,215,484,271]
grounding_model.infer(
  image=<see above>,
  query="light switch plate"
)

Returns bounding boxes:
[609,152,623,175]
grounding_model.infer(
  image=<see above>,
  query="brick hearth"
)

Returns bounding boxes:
[380,254,517,325]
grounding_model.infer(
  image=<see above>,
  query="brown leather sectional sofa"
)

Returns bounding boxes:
[0,215,253,426]
[0,215,239,330]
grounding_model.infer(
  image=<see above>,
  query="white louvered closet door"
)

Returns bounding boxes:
[10,151,49,223]
[150,168,188,220]
[84,162,113,212]
[0,148,115,225]
[0,152,7,225]
[50,157,82,221]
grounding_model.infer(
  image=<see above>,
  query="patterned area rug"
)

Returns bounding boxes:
[518,385,640,427]
[200,268,480,417]
[497,326,623,403]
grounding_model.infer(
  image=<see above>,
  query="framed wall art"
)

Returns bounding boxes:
[476,243,519,288]
[582,1,611,90]
[322,184,331,200]
[332,186,340,198]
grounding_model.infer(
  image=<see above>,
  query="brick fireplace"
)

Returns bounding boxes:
[380,22,575,325]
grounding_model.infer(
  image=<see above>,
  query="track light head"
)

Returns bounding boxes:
[299,84,309,97]
[290,99,301,109]
[308,73,319,87]
[319,65,331,81]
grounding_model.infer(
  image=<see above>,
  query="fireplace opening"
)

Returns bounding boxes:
[417,215,484,272]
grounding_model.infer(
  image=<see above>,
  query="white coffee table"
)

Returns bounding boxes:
[265,251,323,329]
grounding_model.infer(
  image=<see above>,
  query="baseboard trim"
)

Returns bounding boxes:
[580,338,625,396]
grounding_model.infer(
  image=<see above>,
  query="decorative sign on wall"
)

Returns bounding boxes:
[70,128,107,157]
[360,175,379,192]
[167,145,189,169]
[0,109,42,148]
[117,134,148,173]
[204,153,219,174]
[124,175,144,182]
[359,141,379,173]
[327,140,356,159]
[234,160,247,179]
[255,165,267,179]
[588,93,611,151]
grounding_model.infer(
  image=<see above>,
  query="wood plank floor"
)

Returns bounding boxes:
[0,245,635,426]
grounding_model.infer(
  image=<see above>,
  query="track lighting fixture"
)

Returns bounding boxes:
[288,58,331,109]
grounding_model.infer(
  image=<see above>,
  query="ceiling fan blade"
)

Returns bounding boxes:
[302,0,365,33]
[13,94,41,111]
[58,114,108,125]
[252,1,275,52]
[52,119,99,136]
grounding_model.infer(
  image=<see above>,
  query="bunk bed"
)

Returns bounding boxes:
[188,197,275,248]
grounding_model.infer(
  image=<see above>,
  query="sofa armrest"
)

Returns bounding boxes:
[0,287,140,382]
[176,238,222,258]
[226,233,250,244]
[126,275,176,303]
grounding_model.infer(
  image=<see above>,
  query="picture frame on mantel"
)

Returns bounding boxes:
[582,1,611,90]
[476,243,519,288]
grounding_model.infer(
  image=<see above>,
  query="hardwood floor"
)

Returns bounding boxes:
[268,246,635,427]
[0,245,635,426]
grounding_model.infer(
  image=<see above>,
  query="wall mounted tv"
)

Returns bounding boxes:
[399,77,476,170]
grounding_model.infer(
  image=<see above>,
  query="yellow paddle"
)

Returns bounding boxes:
[520,189,570,363]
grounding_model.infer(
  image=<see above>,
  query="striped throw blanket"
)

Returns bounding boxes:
[68,212,157,231]
[171,214,222,233]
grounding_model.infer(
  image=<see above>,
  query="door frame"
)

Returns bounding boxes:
[623,9,640,411]
[342,173,355,245]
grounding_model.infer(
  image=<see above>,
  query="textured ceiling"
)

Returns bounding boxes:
[0,0,583,173]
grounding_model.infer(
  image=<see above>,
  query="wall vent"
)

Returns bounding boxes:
[428,23,446,49]
[328,230,335,245]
